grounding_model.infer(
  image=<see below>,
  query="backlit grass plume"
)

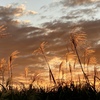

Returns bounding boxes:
[0,58,6,84]
[8,50,19,79]
[83,47,95,68]
[33,42,56,85]
[25,67,29,78]
[70,27,89,83]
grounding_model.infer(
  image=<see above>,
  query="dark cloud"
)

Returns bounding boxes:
[39,0,100,26]
[0,4,37,28]
[0,4,25,20]
[60,0,99,6]
[39,12,100,63]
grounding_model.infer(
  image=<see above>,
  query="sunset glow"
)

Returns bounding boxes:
[0,0,100,91]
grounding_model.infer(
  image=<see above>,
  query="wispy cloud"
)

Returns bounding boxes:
[60,0,100,6]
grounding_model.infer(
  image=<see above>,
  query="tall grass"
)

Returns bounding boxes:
[8,50,19,79]
[0,27,100,100]
[33,42,56,85]
[70,28,90,84]
[0,58,6,84]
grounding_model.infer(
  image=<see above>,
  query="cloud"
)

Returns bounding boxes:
[60,7,98,23]
[39,0,100,26]
[40,17,100,63]
[0,4,37,20]
[0,1,100,81]
[0,4,25,19]
[60,0,100,6]
[27,10,38,15]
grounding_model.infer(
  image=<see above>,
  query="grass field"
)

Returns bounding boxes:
[0,27,100,100]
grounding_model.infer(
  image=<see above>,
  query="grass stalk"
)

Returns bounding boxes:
[39,42,56,85]
[71,37,89,84]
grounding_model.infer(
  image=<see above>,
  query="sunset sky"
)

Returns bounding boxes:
[0,0,100,83]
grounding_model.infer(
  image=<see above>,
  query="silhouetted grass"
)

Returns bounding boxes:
[0,82,100,100]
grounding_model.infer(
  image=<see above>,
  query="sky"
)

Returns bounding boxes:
[0,0,100,84]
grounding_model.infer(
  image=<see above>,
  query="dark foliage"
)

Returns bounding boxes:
[0,83,100,100]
